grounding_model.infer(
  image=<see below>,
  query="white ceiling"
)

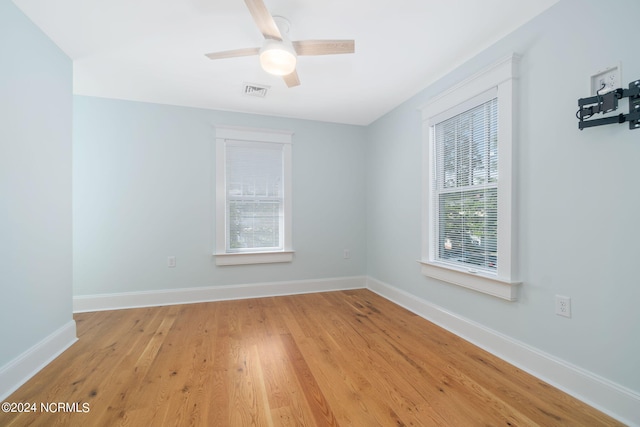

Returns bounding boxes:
[13,0,559,125]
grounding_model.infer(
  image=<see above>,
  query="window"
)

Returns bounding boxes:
[434,93,498,272]
[420,54,520,300]
[215,126,293,265]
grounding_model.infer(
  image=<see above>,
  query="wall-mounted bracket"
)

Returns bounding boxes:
[577,79,640,130]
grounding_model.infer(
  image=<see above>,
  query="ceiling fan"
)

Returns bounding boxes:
[204,0,355,88]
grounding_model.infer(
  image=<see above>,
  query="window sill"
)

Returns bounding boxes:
[215,251,294,266]
[418,260,520,301]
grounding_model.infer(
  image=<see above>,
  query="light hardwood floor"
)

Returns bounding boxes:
[1,289,622,426]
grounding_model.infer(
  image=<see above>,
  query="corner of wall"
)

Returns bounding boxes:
[0,321,77,402]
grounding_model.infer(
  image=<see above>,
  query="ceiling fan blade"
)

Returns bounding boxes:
[244,0,282,40]
[205,47,260,60]
[283,70,300,88]
[292,40,355,56]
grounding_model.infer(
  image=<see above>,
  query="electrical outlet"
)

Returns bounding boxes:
[555,295,571,318]
[343,249,350,259]
[167,256,176,268]
[591,64,621,95]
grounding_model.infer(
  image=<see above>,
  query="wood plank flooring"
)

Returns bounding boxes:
[0,289,622,426]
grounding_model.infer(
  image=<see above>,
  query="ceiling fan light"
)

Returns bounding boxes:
[259,41,297,76]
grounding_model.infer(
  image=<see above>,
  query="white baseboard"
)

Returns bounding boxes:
[366,277,640,427]
[0,320,77,402]
[71,275,638,425]
[73,276,367,313]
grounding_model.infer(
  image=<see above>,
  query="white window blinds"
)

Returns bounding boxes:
[433,97,498,272]
[225,141,284,252]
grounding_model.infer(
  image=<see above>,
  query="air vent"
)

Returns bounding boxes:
[242,83,270,97]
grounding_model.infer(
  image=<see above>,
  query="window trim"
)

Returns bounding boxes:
[419,54,521,300]
[214,125,294,266]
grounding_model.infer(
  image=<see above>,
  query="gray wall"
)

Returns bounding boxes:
[366,0,640,394]
[73,96,367,295]
[0,0,73,366]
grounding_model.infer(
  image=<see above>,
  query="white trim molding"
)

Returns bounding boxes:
[214,125,294,144]
[0,320,77,402]
[215,251,294,266]
[214,125,294,266]
[73,276,366,313]
[420,53,521,299]
[367,276,639,427]
[419,260,520,301]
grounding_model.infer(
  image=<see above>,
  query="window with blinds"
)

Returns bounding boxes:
[433,98,498,272]
[215,125,293,266]
[225,142,284,252]
[420,54,518,300]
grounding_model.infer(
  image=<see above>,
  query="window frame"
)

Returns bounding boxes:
[214,125,293,266]
[419,54,521,300]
